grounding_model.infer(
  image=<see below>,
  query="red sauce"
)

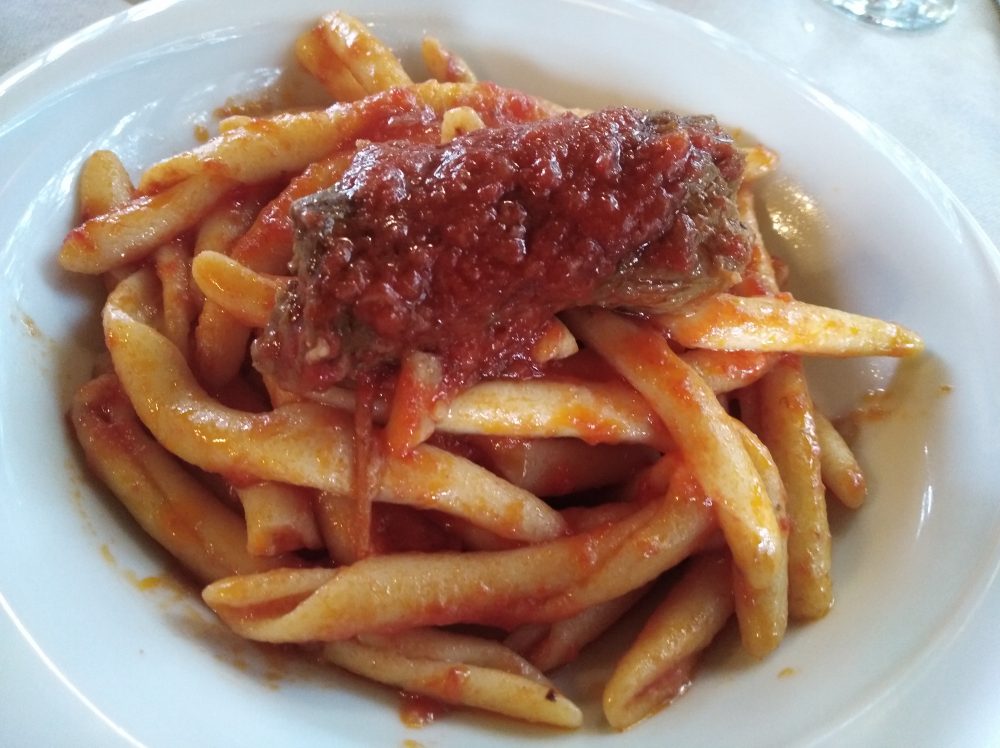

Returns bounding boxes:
[256,105,748,397]
[399,692,449,728]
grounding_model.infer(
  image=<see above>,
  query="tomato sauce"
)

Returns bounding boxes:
[256,104,748,397]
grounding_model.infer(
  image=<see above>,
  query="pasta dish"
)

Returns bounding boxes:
[60,12,923,731]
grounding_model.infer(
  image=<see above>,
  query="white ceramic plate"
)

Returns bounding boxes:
[2,0,999,745]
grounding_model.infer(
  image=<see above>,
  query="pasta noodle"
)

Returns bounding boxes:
[61,11,924,732]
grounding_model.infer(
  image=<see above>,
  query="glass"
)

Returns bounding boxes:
[821,0,957,29]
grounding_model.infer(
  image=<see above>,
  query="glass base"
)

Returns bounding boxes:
[821,0,957,29]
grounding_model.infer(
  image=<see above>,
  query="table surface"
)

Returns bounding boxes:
[1,1,999,746]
